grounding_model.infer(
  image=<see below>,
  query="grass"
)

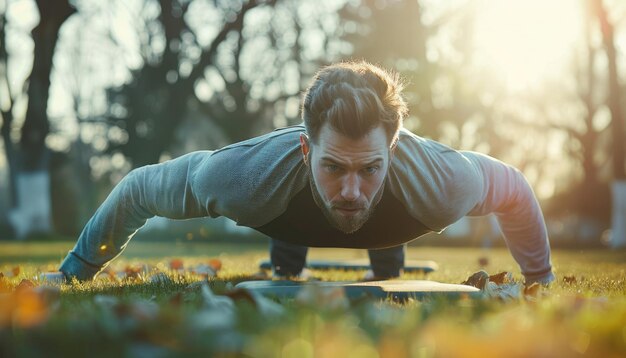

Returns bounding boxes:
[1,241,625,357]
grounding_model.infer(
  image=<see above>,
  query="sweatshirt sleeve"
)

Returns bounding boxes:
[59,126,307,281]
[59,151,215,281]
[462,151,555,285]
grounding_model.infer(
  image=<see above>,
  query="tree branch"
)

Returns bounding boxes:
[184,0,278,88]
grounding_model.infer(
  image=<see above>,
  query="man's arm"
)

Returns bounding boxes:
[462,151,555,285]
[59,151,213,281]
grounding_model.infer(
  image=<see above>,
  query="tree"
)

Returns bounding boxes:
[102,0,348,169]
[592,0,626,248]
[340,0,511,155]
[0,0,75,238]
[0,1,20,210]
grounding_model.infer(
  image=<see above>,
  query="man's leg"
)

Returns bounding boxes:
[367,245,405,278]
[270,239,308,277]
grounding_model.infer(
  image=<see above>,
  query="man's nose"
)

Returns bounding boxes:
[340,173,361,201]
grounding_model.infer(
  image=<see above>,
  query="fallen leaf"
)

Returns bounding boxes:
[523,282,541,301]
[478,257,489,267]
[0,285,51,328]
[190,264,216,278]
[123,265,143,280]
[16,279,35,291]
[169,292,183,306]
[483,282,522,301]
[563,276,577,284]
[461,270,489,289]
[245,291,285,317]
[201,283,235,311]
[169,259,184,271]
[0,274,9,294]
[488,272,513,285]
[12,267,20,277]
[208,259,222,271]
[224,288,257,306]
[99,267,118,281]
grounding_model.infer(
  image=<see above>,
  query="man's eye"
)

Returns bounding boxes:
[364,166,379,175]
[325,164,340,173]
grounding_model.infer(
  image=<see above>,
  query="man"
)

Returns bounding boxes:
[53,61,555,285]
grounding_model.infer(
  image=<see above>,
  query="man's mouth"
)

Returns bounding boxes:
[334,207,363,216]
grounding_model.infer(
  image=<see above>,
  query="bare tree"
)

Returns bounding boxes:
[0,2,22,210]
[1,0,75,238]
[592,0,626,248]
[102,0,345,169]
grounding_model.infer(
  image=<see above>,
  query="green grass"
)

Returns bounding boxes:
[1,242,625,357]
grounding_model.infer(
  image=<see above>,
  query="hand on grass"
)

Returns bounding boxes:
[38,271,67,284]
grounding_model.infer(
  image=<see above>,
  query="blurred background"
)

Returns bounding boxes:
[0,0,625,248]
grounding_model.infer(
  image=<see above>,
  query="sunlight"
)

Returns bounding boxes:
[472,0,584,91]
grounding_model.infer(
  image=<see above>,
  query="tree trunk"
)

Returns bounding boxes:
[0,110,17,209]
[1,10,18,210]
[612,181,626,248]
[8,0,74,238]
[594,0,626,248]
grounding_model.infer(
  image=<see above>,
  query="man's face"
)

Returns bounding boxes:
[301,124,392,233]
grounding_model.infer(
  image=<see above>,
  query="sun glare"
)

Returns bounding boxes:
[472,0,584,91]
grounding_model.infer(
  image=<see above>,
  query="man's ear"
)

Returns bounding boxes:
[300,133,310,166]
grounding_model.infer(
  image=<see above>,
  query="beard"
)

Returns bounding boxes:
[308,171,385,234]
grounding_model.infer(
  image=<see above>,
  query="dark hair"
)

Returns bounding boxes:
[301,61,407,145]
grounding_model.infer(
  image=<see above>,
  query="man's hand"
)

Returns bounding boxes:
[38,271,67,285]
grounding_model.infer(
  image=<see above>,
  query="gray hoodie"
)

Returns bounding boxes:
[60,125,554,283]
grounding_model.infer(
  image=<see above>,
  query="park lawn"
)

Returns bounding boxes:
[1,241,625,357]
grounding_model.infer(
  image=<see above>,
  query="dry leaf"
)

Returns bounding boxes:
[224,288,258,306]
[236,290,286,317]
[208,259,222,271]
[0,284,53,328]
[523,282,541,301]
[169,292,183,306]
[478,257,489,267]
[563,276,577,284]
[123,265,143,280]
[0,274,9,294]
[483,282,522,301]
[201,283,235,311]
[99,267,118,281]
[16,279,35,291]
[193,283,237,330]
[489,272,513,285]
[169,259,184,271]
[190,264,216,278]
[462,270,489,289]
